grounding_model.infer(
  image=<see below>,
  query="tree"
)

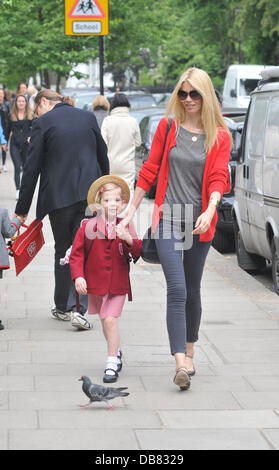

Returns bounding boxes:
[239,0,279,64]
[0,0,98,89]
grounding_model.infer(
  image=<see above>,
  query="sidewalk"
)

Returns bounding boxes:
[1,157,279,450]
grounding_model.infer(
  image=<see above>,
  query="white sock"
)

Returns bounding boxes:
[106,356,118,375]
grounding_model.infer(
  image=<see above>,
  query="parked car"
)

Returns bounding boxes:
[106,91,157,109]
[222,64,273,111]
[232,66,279,294]
[212,113,245,253]
[130,106,165,124]
[135,112,165,198]
[71,91,100,109]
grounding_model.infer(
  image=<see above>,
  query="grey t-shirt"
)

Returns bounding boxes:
[164,125,206,223]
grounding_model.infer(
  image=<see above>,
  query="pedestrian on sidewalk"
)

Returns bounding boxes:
[0,88,10,173]
[0,208,22,330]
[14,90,109,326]
[92,95,110,129]
[7,94,33,200]
[69,175,142,383]
[121,67,232,391]
[0,115,8,155]
[101,93,141,201]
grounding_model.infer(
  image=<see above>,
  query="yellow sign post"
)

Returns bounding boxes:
[65,0,109,36]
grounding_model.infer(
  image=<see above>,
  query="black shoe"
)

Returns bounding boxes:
[117,350,123,372]
[0,321,4,330]
[103,368,118,383]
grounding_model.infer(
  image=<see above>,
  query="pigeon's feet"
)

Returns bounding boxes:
[78,403,90,408]
[107,404,114,410]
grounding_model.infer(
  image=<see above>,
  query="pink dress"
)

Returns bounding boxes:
[87,220,126,319]
[88,292,126,319]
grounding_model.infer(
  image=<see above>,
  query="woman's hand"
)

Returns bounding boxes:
[116,224,133,246]
[75,277,87,295]
[192,205,215,235]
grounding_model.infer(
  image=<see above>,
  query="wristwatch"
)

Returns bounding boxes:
[209,197,220,208]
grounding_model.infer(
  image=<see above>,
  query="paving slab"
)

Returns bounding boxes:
[135,429,272,450]
[159,410,279,429]
[9,429,139,450]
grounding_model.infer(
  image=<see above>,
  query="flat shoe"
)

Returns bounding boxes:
[185,353,195,376]
[173,367,190,391]
[103,368,118,383]
[186,367,196,377]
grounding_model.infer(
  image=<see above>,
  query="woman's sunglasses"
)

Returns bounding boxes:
[177,89,202,101]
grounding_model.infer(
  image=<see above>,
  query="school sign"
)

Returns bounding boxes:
[65,0,109,35]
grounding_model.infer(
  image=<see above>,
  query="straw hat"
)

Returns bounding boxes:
[87,175,130,207]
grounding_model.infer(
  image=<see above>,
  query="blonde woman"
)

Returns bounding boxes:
[92,95,110,128]
[8,94,33,198]
[121,67,232,391]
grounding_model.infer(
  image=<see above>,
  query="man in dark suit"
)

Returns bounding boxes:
[15,89,109,323]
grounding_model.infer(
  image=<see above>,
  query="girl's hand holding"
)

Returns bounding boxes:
[116,224,133,246]
[75,277,87,295]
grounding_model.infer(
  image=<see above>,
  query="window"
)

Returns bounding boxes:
[246,97,269,157]
[265,97,279,158]
[239,79,259,96]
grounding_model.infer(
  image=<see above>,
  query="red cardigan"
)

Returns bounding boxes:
[69,217,142,301]
[136,118,231,242]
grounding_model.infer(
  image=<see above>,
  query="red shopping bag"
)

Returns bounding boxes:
[9,219,45,276]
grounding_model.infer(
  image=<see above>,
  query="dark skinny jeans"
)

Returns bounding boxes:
[155,218,211,355]
[10,142,28,190]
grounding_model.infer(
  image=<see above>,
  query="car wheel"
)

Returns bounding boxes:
[212,227,234,253]
[271,240,279,295]
[234,220,266,271]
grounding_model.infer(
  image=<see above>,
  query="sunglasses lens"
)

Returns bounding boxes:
[190,90,201,100]
[178,90,187,100]
[177,90,201,100]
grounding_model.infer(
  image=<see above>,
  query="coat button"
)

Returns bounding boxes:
[105,267,111,271]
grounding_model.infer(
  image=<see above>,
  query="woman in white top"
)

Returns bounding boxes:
[101,93,141,197]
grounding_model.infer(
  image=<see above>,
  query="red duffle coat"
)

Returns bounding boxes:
[69,217,142,301]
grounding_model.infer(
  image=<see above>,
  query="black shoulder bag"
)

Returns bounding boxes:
[141,118,173,264]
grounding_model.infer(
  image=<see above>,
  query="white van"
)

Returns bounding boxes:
[233,66,279,294]
[222,64,272,110]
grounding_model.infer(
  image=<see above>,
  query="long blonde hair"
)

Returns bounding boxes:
[10,94,33,121]
[166,67,232,151]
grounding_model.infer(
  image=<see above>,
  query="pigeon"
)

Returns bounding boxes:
[78,375,129,410]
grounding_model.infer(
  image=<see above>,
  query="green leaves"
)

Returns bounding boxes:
[0,0,278,89]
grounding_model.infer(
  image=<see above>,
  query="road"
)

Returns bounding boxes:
[223,251,275,293]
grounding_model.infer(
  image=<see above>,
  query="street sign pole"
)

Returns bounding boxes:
[99,36,104,95]
[65,0,109,93]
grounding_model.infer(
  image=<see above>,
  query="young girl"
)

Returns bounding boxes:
[0,208,22,330]
[69,175,142,383]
